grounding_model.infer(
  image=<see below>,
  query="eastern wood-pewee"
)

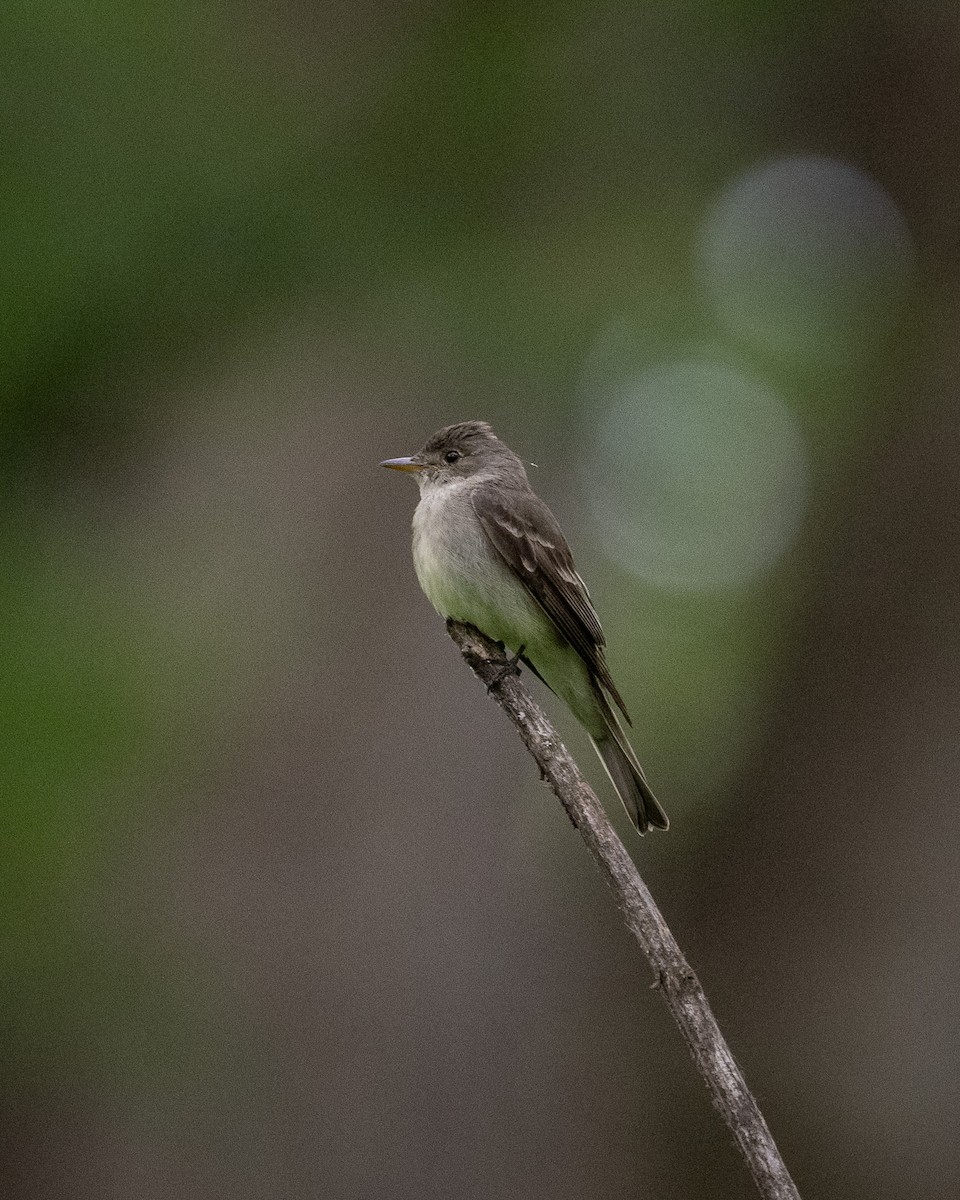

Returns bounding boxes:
[382,421,668,834]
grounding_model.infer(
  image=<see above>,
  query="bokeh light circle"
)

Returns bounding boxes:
[585,358,809,591]
[698,155,915,364]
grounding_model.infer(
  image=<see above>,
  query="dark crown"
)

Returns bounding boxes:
[422,421,497,453]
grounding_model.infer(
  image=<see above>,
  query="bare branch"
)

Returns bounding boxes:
[446,619,801,1200]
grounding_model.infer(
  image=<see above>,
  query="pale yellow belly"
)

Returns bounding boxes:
[414,525,544,653]
[410,483,603,734]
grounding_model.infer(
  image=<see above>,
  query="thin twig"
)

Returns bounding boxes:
[446,620,801,1200]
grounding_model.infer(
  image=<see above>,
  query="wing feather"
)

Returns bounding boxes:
[472,485,630,721]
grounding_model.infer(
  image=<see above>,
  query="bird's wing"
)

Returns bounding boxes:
[472,484,630,722]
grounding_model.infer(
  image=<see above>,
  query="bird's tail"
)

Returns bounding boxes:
[591,715,669,835]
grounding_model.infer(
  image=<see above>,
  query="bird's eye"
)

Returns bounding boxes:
[444,449,462,464]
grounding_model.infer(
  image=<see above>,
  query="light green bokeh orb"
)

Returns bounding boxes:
[585,357,809,591]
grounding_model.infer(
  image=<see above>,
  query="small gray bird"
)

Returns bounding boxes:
[382,420,668,834]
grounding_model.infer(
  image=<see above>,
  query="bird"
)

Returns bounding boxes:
[381,420,668,834]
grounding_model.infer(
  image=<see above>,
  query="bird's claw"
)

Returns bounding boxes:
[487,645,525,692]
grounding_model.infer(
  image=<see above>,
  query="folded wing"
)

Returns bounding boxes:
[472,485,631,722]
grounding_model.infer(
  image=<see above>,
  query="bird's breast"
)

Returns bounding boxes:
[411,483,543,652]
[412,484,484,613]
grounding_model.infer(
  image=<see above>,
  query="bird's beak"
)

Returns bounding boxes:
[380,456,425,472]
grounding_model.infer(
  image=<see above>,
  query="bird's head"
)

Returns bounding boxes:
[380,421,526,490]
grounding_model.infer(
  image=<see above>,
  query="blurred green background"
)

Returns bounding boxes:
[4,3,959,1197]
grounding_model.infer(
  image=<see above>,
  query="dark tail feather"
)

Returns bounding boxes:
[592,731,669,835]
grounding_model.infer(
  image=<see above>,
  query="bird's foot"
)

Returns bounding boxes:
[488,645,525,692]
